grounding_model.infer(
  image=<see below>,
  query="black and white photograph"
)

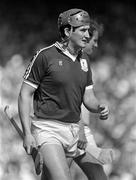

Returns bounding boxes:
[0,1,136,180]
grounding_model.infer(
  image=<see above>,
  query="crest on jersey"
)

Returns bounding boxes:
[59,60,63,66]
[80,59,88,72]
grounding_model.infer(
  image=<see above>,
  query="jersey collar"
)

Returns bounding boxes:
[55,41,80,62]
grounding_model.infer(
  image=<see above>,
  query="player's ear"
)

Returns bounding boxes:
[64,27,71,38]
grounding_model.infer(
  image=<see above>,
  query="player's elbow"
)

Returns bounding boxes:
[83,97,99,113]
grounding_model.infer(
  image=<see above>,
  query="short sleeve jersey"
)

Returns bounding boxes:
[23,42,93,123]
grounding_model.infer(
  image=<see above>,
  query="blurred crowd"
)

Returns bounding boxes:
[1,46,136,179]
[1,2,136,180]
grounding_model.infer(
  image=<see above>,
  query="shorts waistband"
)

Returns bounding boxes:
[31,116,79,127]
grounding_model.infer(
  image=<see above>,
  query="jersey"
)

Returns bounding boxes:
[23,42,93,123]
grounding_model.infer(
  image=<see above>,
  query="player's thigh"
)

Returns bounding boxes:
[41,157,73,180]
[74,152,108,180]
[40,143,71,180]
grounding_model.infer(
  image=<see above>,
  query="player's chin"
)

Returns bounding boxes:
[80,43,87,49]
[80,42,87,48]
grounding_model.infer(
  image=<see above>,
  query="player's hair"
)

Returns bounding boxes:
[89,19,104,37]
[58,24,81,40]
[59,24,71,39]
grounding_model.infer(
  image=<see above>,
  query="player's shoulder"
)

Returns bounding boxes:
[36,43,57,56]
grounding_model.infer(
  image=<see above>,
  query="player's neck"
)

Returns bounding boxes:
[66,45,81,56]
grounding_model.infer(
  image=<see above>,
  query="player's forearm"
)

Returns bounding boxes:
[18,92,32,136]
[79,119,85,129]
[83,95,100,113]
[81,104,91,126]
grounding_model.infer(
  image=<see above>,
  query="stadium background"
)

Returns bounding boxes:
[1,0,136,179]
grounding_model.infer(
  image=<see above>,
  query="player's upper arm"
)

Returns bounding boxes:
[19,81,36,98]
[83,87,94,105]
[83,86,99,113]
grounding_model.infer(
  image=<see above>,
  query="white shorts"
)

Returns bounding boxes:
[31,119,80,158]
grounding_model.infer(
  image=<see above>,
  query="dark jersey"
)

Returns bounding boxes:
[23,42,93,123]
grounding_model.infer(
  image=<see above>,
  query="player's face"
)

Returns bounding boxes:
[69,25,90,49]
[84,30,99,55]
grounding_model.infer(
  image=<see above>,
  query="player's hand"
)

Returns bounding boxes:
[98,104,109,120]
[98,148,114,164]
[23,134,37,155]
[77,128,87,150]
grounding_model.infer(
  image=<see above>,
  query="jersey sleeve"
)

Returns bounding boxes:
[23,51,48,88]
